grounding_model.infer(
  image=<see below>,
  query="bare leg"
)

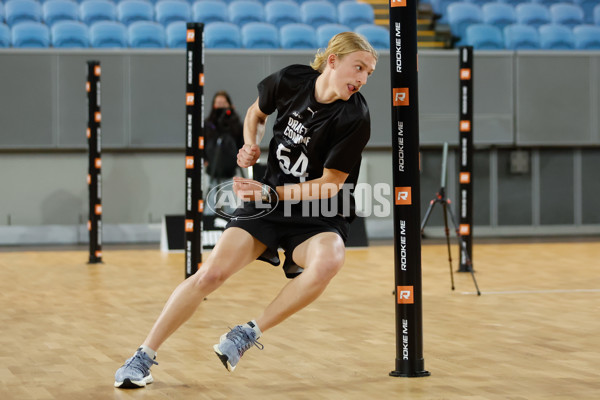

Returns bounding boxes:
[255,232,345,332]
[143,228,267,351]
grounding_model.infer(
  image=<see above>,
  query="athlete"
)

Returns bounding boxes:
[114,32,377,388]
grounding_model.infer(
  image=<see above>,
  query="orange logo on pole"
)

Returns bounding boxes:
[198,200,204,213]
[185,156,194,169]
[395,187,412,205]
[87,220,91,231]
[186,93,194,106]
[460,68,471,80]
[95,204,102,215]
[94,112,101,122]
[397,286,414,304]
[393,88,409,106]
[186,29,195,42]
[391,0,406,6]
[185,219,194,232]
[86,82,90,92]
[460,172,471,184]
[95,158,102,168]
[86,128,91,138]
[460,120,471,132]
[199,136,204,149]
[94,66,101,76]
[459,224,470,235]
[95,250,102,258]
[199,73,205,86]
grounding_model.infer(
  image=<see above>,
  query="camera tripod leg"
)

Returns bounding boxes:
[441,202,455,291]
[420,199,437,234]
[446,203,481,295]
[457,238,481,296]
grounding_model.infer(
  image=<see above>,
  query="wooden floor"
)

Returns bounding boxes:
[1,240,599,399]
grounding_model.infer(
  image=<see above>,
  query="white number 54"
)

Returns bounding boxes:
[276,143,308,182]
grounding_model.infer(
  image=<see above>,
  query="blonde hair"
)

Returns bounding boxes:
[310,32,378,73]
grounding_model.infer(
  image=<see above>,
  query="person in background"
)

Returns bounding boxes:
[204,91,244,184]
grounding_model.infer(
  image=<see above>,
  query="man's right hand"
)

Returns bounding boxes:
[237,144,261,168]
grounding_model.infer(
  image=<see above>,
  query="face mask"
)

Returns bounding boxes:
[214,107,233,119]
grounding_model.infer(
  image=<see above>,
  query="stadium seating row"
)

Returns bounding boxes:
[0,20,389,48]
[444,1,600,45]
[465,22,600,49]
[0,0,350,3]
[0,0,372,28]
[430,0,600,25]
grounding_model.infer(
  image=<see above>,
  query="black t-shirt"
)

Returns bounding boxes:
[257,64,371,218]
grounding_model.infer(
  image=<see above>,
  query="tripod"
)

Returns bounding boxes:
[421,143,481,296]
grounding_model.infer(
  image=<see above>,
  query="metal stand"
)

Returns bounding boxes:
[420,143,481,296]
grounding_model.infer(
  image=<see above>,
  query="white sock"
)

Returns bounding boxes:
[245,320,262,339]
[138,345,157,360]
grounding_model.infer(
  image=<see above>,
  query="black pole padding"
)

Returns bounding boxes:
[388,0,429,378]
[184,23,205,278]
[87,61,102,264]
[457,46,474,273]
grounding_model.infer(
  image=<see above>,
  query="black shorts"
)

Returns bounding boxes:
[225,202,350,279]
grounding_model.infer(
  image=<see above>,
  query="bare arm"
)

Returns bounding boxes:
[233,168,349,202]
[237,98,268,168]
[277,168,349,201]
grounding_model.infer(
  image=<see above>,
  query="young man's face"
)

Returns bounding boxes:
[330,51,377,101]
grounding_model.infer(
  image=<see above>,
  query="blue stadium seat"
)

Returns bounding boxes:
[165,20,186,48]
[192,0,228,24]
[338,1,374,29]
[430,0,454,23]
[573,24,600,49]
[530,0,562,7]
[5,0,42,26]
[503,23,540,49]
[466,0,488,5]
[11,21,49,47]
[595,4,600,26]
[43,0,78,27]
[280,23,316,48]
[0,23,10,47]
[496,0,522,6]
[128,20,165,47]
[465,23,504,49]
[482,2,516,30]
[355,23,388,49]
[241,21,278,48]
[572,0,598,24]
[155,0,190,27]
[515,3,550,29]
[447,2,483,45]
[301,1,337,28]
[51,20,89,47]
[316,23,349,48]
[264,0,300,28]
[89,20,127,47]
[549,3,583,29]
[117,0,154,26]
[228,0,264,27]
[0,4,4,25]
[204,21,241,48]
[538,24,575,49]
[80,0,117,26]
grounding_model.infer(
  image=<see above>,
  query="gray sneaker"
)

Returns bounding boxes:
[213,325,263,371]
[114,349,158,388]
